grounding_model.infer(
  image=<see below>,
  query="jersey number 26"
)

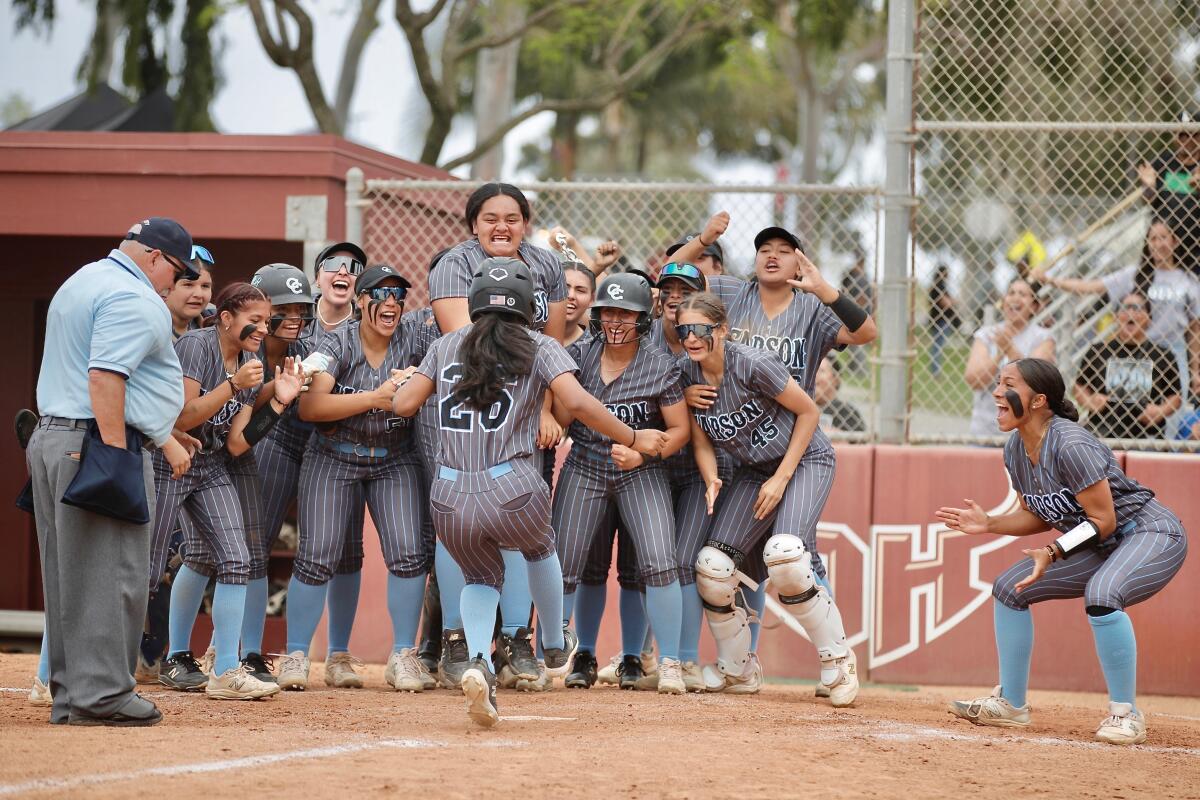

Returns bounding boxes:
[439,363,514,432]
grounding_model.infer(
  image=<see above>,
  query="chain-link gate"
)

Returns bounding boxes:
[351,179,883,440]
[911,0,1200,451]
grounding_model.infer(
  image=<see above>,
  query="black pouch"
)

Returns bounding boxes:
[60,421,149,524]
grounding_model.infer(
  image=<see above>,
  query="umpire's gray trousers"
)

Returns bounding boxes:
[28,419,154,722]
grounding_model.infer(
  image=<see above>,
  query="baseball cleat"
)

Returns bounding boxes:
[827,648,859,708]
[198,644,216,676]
[240,652,277,684]
[206,664,282,700]
[134,653,161,684]
[462,655,500,728]
[701,654,761,694]
[385,648,427,692]
[948,686,1031,728]
[159,651,209,691]
[497,627,540,681]
[1095,702,1147,745]
[543,627,580,679]
[596,655,621,686]
[29,677,51,706]
[516,661,553,692]
[565,650,598,689]
[276,650,311,691]
[815,684,831,698]
[657,658,686,695]
[616,654,644,690]
[438,629,470,689]
[323,652,363,688]
[680,661,706,693]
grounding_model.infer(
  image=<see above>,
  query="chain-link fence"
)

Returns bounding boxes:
[911,0,1200,451]
[354,179,883,441]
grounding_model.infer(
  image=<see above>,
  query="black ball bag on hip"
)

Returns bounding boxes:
[61,421,149,524]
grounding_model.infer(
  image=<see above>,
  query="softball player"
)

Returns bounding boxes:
[428,183,567,685]
[676,292,860,706]
[281,265,432,693]
[670,217,876,693]
[154,283,298,700]
[938,358,1187,745]
[391,257,670,726]
[164,245,214,339]
[551,271,692,695]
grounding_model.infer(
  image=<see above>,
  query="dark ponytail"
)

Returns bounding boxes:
[455,313,536,410]
[1014,358,1079,422]
[1135,219,1174,304]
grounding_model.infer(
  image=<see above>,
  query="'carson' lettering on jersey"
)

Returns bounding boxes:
[695,398,767,442]
[1021,488,1081,523]
[605,401,651,427]
[728,329,808,375]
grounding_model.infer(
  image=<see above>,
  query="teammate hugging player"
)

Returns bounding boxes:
[937,358,1187,745]
[391,258,669,727]
[675,293,860,706]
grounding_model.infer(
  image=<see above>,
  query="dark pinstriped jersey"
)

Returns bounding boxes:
[417,326,577,470]
[315,320,416,445]
[679,342,793,467]
[174,327,260,452]
[428,239,566,332]
[1003,417,1156,533]
[265,316,353,448]
[567,335,683,462]
[708,276,844,395]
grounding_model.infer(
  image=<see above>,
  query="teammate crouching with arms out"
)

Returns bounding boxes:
[937,358,1187,745]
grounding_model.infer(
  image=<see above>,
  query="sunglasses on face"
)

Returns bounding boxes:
[365,286,407,303]
[320,255,365,276]
[675,322,719,341]
[659,262,703,282]
[191,244,215,265]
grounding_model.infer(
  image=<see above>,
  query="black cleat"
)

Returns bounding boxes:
[240,652,277,683]
[462,654,500,728]
[543,626,579,678]
[438,628,470,689]
[497,627,539,681]
[565,649,598,689]
[616,654,643,690]
[159,651,208,691]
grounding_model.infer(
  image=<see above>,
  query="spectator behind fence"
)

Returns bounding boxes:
[927,264,959,377]
[1174,366,1200,440]
[840,250,874,376]
[965,278,1056,436]
[1074,291,1181,440]
[1137,111,1200,276]
[1043,219,1200,397]
[814,356,866,433]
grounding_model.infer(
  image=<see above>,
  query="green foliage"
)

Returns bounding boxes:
[0,92,34,126]
[175,0,220,131]
[11,0,55,32]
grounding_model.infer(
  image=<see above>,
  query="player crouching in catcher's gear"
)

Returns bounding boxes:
[938,359,1187,745]
[390,258,670,727]
[678,293,859,705]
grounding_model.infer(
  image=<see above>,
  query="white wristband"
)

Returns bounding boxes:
[1054,520,1100,559]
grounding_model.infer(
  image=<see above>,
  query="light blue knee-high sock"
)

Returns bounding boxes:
[460,584,502,660]
[434,542,465,631]
[386,574,427,652]
[620,587,647,657]
[679,583,704,663]
[285,577,329,656]
[994,599,1034,708]
[744,583,766,653]
[645,582,682,661]
[326,570,362,654]
[574,583,607,652]
[1089,610,1137,708]
[499,549,533,635]
[167,565,210,657]
[211,583,248,675]
[36,628,49,682]
[816,573,833,597]
[240,577,269,657]
[526,552,565,651]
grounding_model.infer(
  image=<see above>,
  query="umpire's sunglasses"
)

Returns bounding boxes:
[320,255,365,276]
[366,286,408,303]
[191,244,215,266]
[659,262,703,283]
[675,322,719,341]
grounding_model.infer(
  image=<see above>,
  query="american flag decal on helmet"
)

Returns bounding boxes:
[490,294,507,305]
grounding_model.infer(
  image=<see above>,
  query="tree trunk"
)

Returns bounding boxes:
[334,0,382,133]
[549,111,579,178]
[470,0,526,179]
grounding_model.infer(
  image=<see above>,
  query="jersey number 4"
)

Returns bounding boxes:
[751,419,779,448]
[439,363,514,432]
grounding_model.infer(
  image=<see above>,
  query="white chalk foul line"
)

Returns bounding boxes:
[500,715,576,722]
[0,737,522,797]
[852,718,1200,756]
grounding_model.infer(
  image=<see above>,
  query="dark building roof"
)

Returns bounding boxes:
[6,84,176,132]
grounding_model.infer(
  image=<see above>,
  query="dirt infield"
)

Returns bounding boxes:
[1,653,1197,799]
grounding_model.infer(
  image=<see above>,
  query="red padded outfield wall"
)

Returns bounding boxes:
[331,444,1198,697]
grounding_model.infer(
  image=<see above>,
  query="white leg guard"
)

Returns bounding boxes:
[763,534,850,687]
[695,546,753,679]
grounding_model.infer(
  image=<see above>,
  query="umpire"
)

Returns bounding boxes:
[29,218,197,726]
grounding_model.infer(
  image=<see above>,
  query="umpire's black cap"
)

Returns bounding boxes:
[125,217,197,278]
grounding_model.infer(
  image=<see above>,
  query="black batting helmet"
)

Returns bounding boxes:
[468,257,535,325]
[251,263,315,306]
[591,271,654,338]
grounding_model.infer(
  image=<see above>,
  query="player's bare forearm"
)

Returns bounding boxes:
[88,368,128,447]
[551,373,635,447]
[774,381,819,479]
[432,297,472,334]
[689,417,720,487]
[986,507,1050,537]
[1075,479,1117,539]
[391,374,434,417]
[225,404,255,458]
[299,390,378,422]
[657,401,692,459]
[835,315,878,346]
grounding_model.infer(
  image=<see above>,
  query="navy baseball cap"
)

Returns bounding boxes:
[754,226,806,255]
[666,232,724,264]
[355,264,412,295]
[125,217,197,277]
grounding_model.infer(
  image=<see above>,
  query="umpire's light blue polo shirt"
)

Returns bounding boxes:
[37,249,183,446]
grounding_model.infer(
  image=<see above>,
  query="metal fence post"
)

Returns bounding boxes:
[345,167,365,248]
[880,0,917,443]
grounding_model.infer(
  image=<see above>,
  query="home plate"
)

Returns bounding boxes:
[500,715,576,722]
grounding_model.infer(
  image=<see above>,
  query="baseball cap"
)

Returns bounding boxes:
[125,217,197,278]
[657,262,705,292]
[753,226,806,255]
[355,264,412,296]
[666,232,724,263]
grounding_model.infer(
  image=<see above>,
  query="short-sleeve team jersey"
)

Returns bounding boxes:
[315,321,417,446]
[1003,416,1156,533]
[707,275,844,395]
[257,331,315,451]
[679,342,795,467]
[417,326,577,470]
[174,327,260,453]
[428,239,566,332]
[566,335,683,463]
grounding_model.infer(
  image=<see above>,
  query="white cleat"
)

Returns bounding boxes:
[680,661,706,693]
[277,650,310,691]
[596,655,621,686]
[948,686,1031,728]
[1095,702,1147,745]
[657,658,686,695]
[205,665,281,700]
[702,654,761,694]
[29,677,51,707]
[324,652,364,688]
[385,648,427,692]
[827,648,859,708]
[198,644,216,676]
